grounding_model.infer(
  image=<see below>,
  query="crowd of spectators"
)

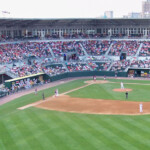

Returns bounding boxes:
[2,39,150,79]
[66,62,91,72]
[130,59,150,68]
[108,41,140,56]
[95,62,111,71]
[139,42,150,56]
[10,64,43,77]
[82,40,111,56]
[110,60,130,71]
[9,57,150,77]
[88,61,111,71]
[0,40,149,65]
[49,41,85,57]
[0,42,52,64]
[43,64,67,76]
[10,59,68,77]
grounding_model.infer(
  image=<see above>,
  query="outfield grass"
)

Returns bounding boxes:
[68,82,150,101]
[1,78,150,150]
[108,78,150,84]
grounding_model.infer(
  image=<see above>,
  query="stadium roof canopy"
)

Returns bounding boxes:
[0,18,150,27]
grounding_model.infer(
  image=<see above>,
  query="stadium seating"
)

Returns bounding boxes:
[108,41,140,56]
[88,61,111,71]
[43,64,67,76]
[110,60,130,72]
[49,41,85,57]
[66,62,91,72]
[139,41,150,56]
[1,39,150,80]
[130,59,150,68]
[81,40,111,56]
[0,42,52,64]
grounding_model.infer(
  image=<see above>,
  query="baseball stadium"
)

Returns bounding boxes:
[1,17,150,150]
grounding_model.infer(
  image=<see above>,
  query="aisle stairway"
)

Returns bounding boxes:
[79,43,89,56]
[135,43,143,57]
[107,61,114,71]
[105,43,113,56]
[48,45,55,58]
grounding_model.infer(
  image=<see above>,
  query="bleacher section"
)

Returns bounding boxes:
[66,62,91,72]
[110,60,130,72]
[108,41,140,56]
[44,64,67,76]
[81,40,111,56]
[139,42,150,56]
[49,41,85,57]
[1,39,150,79]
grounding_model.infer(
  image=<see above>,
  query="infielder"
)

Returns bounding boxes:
[121,82,124,89]
[55,88,59,97]
[93,75,96,81]
[104,75,106,80]
[35,88,37,95]
[139,103,143,113]
[42,92,45,100]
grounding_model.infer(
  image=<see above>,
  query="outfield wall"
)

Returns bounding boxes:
[4,71,127,89]
[49,71,128,82]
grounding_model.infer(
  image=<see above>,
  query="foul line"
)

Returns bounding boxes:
[18,83,93,110]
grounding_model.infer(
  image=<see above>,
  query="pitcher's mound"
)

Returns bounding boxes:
[85,80,109,84]
[113,88,132,92]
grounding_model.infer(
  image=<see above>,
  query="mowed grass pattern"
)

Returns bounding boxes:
[1,79,150,150]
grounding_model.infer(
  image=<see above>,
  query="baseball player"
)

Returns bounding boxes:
[35,88,37,95]
[42,92,45,100]
[55,88,59,97]
[121,82,124,89]
[104,75,106,80]
[93,75,96,81]
[125,91,128,99]
[139,103,143,113]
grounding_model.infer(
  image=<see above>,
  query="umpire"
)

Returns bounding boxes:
[42,92,45,100]
[125,91,128,99]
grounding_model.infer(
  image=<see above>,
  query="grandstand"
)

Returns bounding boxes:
[0,18,150,94]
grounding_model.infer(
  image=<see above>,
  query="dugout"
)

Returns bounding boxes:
[5,73,45,89]
[0,91,7,97]
[0,74,12,84]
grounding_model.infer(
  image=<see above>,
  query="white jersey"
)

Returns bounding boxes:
[55,89,59,96]
[121,82,124,89]
[139,104,143,113]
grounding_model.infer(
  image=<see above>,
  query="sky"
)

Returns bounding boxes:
[0,0,144,18]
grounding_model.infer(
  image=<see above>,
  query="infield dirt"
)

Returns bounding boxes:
[35,95,150,115]
[113,88,133,92]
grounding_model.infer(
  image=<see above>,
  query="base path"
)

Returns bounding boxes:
[35,95,149,115]
[113,88,133,92]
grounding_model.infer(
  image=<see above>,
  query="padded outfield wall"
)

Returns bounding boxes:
[48,71,127,82]
[4,71,127,89]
